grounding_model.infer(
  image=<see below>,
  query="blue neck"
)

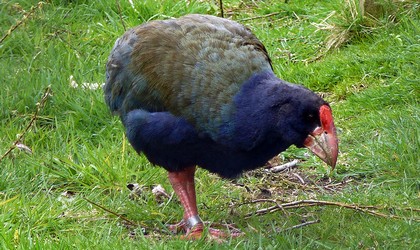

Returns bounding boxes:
[216,71,284,149]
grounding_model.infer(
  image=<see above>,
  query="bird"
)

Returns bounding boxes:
[104,14,338,239]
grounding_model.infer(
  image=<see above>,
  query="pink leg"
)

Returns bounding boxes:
[168,166,243,240]
[168,166,199,220]
[168,166,203,239]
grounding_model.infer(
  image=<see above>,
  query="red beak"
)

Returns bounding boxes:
[304,105,339,169]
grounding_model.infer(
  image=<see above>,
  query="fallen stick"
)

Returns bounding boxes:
[0,85,52,162]
[243,199,420,221]
[219,0,224,18]
[0,2,43,44]
[324,178,353,188]
[240,12,282,22]
[270,160,299,173]
[279,219,320,232]
[83,197,139,227]
[292,172,305,184]
[115,0,126,31]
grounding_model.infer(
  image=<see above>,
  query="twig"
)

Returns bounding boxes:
[406,207,420,212]
[237,198,291,217]
[0,85,52,162]
[0,2,43,44]
[270,159,299,173]
[324,178,353,188]
[279,176,307,189]
[323,178,353,191]
[240,12,282,22]
[234,198,284,207]
[219,0,224,18]
[83,197,139,227]
[242,199,420,221]
[292,173,305,184]
[115,0,126,31]
[303,52,327,64]
[279,219,320,232]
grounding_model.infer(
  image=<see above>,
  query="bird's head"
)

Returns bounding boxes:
[232,72,338,169]
[270,84,339,169]
[301,104,338,169]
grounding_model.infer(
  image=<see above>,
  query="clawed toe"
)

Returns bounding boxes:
[207,223,244,239]
[209,227,244,238]
[168,221,243,240]
[167,220,187,234]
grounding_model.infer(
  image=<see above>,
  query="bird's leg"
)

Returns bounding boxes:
[168,166,204,239]
[168,166,243,240]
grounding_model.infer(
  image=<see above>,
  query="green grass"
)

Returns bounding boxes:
[1,0,419,249]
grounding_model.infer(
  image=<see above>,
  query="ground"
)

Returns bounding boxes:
[0,0,418,249]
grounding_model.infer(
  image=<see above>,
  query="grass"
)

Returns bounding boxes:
[0,0,419,249]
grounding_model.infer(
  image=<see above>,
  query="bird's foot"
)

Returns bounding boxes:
[183,224,244,241]
[167,219,187,234]
[167,220,244,240]
[207,222,244,239]
[168,214,202,234]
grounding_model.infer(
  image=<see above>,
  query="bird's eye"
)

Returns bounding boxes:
[306,113,316,122]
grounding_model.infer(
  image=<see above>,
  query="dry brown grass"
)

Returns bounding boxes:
[311,0,401,60]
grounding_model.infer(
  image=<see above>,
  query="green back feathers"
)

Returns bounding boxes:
[105,14,273,137]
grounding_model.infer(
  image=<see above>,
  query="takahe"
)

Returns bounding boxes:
[104,14,338,239]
